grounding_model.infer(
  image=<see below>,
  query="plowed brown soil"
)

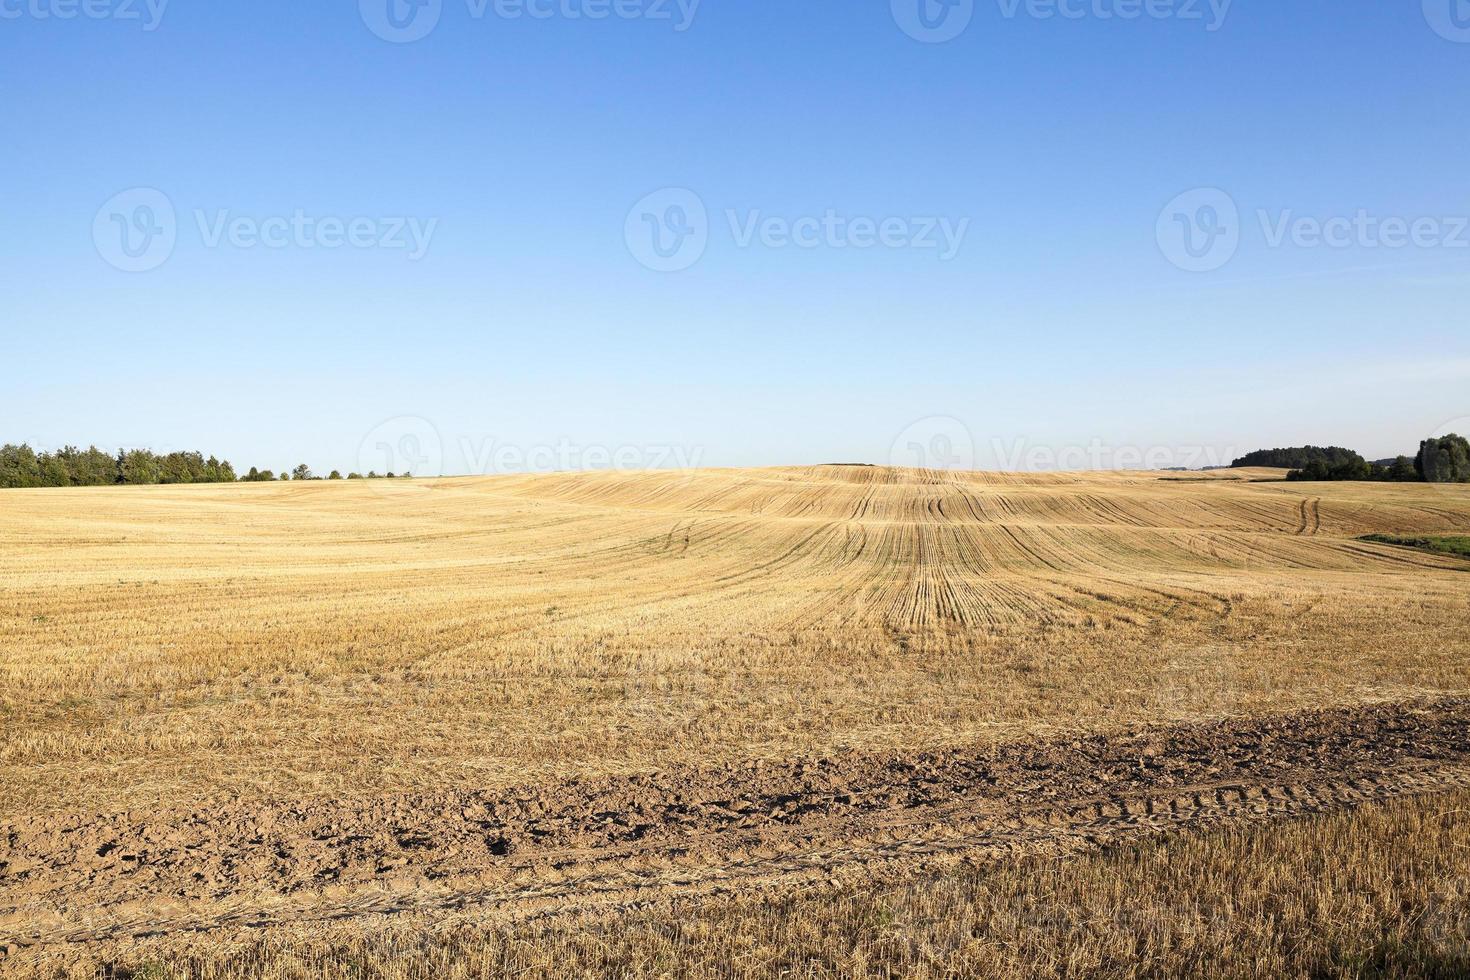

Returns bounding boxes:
[5,699,1469,958]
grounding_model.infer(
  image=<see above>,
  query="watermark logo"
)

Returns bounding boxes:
[1424,0,1470,43]
[357,416,445,481]
[0,0,169,30]
[727,210,969,259]
[1159,188,1470,272]
[1155,645,1263,717]
[1425,877,1469,954]
[361,0,700,43]
[893,0,1232,40]
[92,190,439,271]
[193,210,438,259]
[459,437,704,474]
[991,438,1236,471]
[1420,415,1470,497]
[890,416,977,470]
[626,189,970,272]
[360,0,443,43]
[996,0,1231,31]
[352,421,703,482]
[473,0,700,29]
[874,892,971,965]
[93,188,177,273]
[1258,210,1469,250]
[1156,188,1239,272]
[625,188,709,272]
[892,0,974,43]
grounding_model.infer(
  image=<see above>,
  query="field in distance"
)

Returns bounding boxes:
[2,465,1469,816]
[2,465,1470,971]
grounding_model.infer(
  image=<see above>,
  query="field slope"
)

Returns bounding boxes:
[2,466,1469,967]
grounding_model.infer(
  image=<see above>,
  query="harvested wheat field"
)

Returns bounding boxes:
[3,466,1470,975]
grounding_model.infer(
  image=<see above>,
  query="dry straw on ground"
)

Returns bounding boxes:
[3,466,1469,816]
[31,788,1470,980]
[3,466,1470,977]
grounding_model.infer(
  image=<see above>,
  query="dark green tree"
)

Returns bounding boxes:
[38,452,70,487]
[40,445,116,486]
[1386,456,1418,482]
[1235,446,1366,470]
[0,444,43,488]
[1416,434,1470,483]
[118,449,162,485]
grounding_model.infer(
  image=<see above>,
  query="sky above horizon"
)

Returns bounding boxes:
[4,0,1469,476]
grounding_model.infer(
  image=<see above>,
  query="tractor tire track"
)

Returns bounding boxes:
[4,700,1470,953]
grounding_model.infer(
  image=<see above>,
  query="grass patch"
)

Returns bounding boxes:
[1361,534,1470,560]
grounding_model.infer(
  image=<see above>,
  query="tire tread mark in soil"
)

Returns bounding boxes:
[4,699,1470,952]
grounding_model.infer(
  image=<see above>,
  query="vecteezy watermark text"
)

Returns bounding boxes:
[891,0,1231,43]
[93,188,438,272]
[995,0,1231,29]
[727,210,969,259]
[888,416,1238,472]
[465,0,698,25]
[1257,210,1470,250]
[0,0,168,29]
[1157,188,1470,272]
[625,189,970,272]
[460,437,704,474]
[355,417,705,481]
[360,0,699,43]
[990,437,1237,471]
[194,210,437,259]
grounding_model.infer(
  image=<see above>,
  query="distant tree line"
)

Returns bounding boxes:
[0,445,237,488]
[241,465,409,482]
[0,445,414,489]
[1232,446,1364,470]
[1284,453,1418,483]
[1233,436,1470,483]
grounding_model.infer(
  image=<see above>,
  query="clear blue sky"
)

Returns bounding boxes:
[4,0,1468,475]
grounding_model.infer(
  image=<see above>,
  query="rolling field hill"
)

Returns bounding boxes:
[2,466,1470,972]
[3,466,1470,814]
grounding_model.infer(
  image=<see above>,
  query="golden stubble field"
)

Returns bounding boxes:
[3,465,1469,819]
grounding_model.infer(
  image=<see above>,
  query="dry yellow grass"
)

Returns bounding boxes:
[3,466,1469,817]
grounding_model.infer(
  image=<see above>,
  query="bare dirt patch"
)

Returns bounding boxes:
[4,699,1469,958]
